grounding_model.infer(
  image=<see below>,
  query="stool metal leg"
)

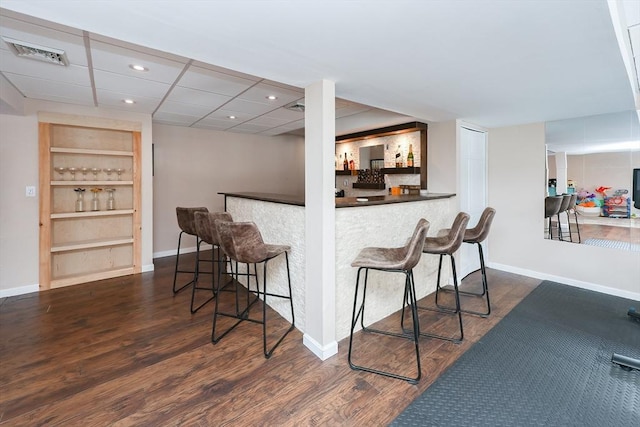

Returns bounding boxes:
[438,242,491,317]
[415,254,463,343]
[348,267,422,384]
[211,253,294,359]
[173,231,197,294]
[190,238,215,313]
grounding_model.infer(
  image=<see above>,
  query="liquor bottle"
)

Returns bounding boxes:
[395,145,402,168]
[407,144,414,167]
[349,154,355,170]
[343,152,348,171]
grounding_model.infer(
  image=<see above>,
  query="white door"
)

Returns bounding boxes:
[459,125,487,279]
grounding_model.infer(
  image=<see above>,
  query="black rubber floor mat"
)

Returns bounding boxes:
[391,281,640,427]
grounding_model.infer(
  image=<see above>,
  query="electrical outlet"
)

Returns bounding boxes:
[26,186,36,197]
[343,180,348,186]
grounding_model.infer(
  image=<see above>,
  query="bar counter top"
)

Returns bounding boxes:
[220,191,455,208]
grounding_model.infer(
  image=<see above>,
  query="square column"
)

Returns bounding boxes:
[303,80,338,359]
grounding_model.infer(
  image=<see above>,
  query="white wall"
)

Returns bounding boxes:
[0,99,154,296]
[427,120,457,193]
[488,122,640,299]
[151,123,304,256]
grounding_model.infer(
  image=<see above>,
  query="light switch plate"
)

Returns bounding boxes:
[26,186,36,197]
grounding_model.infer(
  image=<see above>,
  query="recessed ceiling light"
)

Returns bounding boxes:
[129,64,148,72]
[266,95,277,100]
[123,99,135,104]
[228,115,236,119]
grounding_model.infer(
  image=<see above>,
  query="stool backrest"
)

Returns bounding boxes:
[208,212,233,246]
[215,220,267,264]
[194,211,214,245]
[176,207,208,235]
[568,193,577,210]
[440,212,471,255]
[402,218,431,270]
[465,207,496,243]
[544,196,563,218]
[559,194,572,213]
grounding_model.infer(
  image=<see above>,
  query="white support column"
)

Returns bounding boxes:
[555,151,568,195]
[303,80,338,360]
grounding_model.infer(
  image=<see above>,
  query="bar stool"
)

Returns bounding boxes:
[556,194,572,241]
[437,207,495,317]
[566,193,581,243]
[212,220,295,358]
[191,211,233,314]
[173,207,208,294]
[412,212,470,343]
[348,219,430,384]
[544,196,563,239]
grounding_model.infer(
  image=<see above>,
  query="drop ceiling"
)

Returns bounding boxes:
[0,8,410,136]
[0,1,638,137]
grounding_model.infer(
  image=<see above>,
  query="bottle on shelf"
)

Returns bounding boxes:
[349,153,355,171]
[407,144,414,167]
[74,188,85,212]
[395,145,403,168]
[343,152,348,171]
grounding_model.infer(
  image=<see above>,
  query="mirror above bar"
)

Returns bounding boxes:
[335,122,427,197]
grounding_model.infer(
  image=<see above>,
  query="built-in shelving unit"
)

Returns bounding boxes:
[39,120,142,290]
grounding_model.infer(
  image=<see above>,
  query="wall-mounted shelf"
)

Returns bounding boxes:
[353,183,386,190]
[381,167,421,175]
[336,170,353,176]
[51,180,133,186]
[50,147,134,157]
[51,209,135,219]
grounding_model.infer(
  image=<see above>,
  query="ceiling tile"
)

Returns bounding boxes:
[261,107,304,121]
[221,98,278,115]
[95,89,161,113]
[153,111,200,126]
[162,85,231,108]
[155,99,214,117]
[245,114,296,127]
[90,40,186,84]
[229,122,273,133]
[177,65,257,96]
[0,49,90,86]
[236,82,303,106]
[93,69,170,99]
[5,73,93,103]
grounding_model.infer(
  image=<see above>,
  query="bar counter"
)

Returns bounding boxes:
[220,191,455,208]
[219,191,457,349]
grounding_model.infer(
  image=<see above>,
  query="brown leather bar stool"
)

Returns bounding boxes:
[173,207,208,294]
[544,196,563,239]
[348,219,430,384]
[212,220,295,358]
[566,193,581,243]
[437,207,496,317]
[556,194,573,241]
[191,211,233,313]
[412,212,470,343]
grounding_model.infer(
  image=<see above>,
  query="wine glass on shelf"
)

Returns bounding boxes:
[54,167,67,180]
[104,168,113,181]
[116,168,124,181]
[91,168,101,181]
[81,167,89,180]
[67,167,77,181]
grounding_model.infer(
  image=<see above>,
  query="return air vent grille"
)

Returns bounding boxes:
[2,37,69,66]
[284,100,305,112]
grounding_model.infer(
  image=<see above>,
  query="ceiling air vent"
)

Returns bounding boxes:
[2,37,69,66]
[284,100,305,112]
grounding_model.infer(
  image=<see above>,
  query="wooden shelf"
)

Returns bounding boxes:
[50,266,135,289]
[51,147,134,157]
[381,167,421,175]
[353,183,386,190]
[51,236,134,253]
[51,180,133,186]
[51,209,134,219]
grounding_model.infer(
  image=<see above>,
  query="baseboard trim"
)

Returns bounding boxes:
[0,284,39,298]
[488,262,640,301]
[303,334,338,361]
[153,244,212,260]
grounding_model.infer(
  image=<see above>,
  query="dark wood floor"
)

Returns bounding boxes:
[0,252,540,426]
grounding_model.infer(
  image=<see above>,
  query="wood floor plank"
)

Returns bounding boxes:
[0,253,539,426]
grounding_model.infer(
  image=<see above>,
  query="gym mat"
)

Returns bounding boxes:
[391,281,640,426]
